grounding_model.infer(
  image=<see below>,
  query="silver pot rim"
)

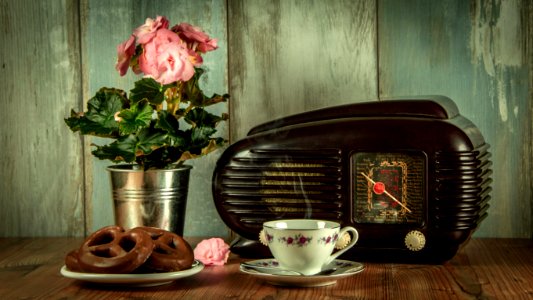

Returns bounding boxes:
[106,164,193,172]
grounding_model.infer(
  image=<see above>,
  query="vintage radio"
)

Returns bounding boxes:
[212,96,491,263]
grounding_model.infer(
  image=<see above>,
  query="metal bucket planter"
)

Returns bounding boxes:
[107,164,192,235]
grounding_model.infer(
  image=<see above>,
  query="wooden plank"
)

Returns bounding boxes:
[447,239,533,298]
[228,0,378,141]
[378,0,532,238]
[0,238,531,298]
[0,0,84,236]
[82,0,229,237]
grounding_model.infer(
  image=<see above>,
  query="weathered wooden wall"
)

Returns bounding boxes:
[378,0,532,238]
[0,0,531,238]
[0,0,85,236]
[228,0,377,139]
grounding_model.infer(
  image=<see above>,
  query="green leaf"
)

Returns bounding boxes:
[136,129,168,155]
[129,78,165,105]
[155,110,180,135]
[64,110,86,132]
[64,88,127,137]
[118,100,153,135]
[169,130,189,148]
[185,107,225,128]
[86,88,126,126]
[92,129,168,163]
[155,110,192,147]
[140,146,184,169]
[92,135,138,162]
[176,126,217,156]
[65,114,116,138]
[191,126,217,145]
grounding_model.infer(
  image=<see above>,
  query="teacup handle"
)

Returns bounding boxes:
[326,226,358,264]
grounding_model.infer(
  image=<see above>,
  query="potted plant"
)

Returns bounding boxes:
[65,16,228,235]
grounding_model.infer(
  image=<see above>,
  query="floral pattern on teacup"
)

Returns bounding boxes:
[318,233,339,245]
[252,259,356,269]
[265,232,274,244]
[256,260,280,267]
[278,234,312,247]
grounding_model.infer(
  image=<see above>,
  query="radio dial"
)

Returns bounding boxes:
[405,230,426,251]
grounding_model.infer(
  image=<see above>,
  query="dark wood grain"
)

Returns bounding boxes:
[0,238,531,299]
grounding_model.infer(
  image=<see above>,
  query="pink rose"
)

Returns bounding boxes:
[138,28,199,84]
[193,238,230,266]
[154,43,196,84]
[134,15,169,44]
[115,35,136,76]
[173,22,218,53]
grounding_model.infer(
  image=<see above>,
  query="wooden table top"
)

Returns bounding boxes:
[0,237,531,299]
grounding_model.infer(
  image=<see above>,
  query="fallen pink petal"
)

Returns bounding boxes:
[194,238,230,266]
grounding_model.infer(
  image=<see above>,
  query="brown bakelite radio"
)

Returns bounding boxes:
[212,96,491,263]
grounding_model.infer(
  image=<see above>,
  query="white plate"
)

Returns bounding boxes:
[239,259,364,287]
[60,260,204,287]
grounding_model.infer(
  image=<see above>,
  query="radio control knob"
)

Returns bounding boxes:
[405,230,426,251]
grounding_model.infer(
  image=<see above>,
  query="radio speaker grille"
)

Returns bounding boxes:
[216,148,343,239]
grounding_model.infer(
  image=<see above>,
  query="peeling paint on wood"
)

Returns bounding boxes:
[378,0,531,238]
[470,0,526,123]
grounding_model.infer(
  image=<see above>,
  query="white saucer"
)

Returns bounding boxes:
[239,259,364,287]
[60,260,204,287]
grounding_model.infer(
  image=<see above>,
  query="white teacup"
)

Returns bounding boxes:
[263,219,359,275]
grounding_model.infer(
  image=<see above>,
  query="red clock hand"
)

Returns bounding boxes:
[360,172,412,213]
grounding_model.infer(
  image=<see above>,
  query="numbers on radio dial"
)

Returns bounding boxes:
[353,152,425,225]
